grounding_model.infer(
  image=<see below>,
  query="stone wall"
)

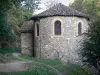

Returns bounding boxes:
[34,16,88,63]
[21,33,33,56]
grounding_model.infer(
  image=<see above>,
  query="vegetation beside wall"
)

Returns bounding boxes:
[0,48,20,54]
[71,0,100,74]
[0,0,40,52]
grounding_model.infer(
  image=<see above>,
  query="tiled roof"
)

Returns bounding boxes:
[30,3,88,20]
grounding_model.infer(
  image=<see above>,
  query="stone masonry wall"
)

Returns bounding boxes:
[34,16,88,63]
[21,33,33,56]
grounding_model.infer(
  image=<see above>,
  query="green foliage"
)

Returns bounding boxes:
[0,13,15,41]
[70,0,100,21]
[0,0,40,48]
[55,63,93,75]
[28,64,56,75]
[0,70,55,75]
[7,5,32,28]
[71,0,100,73]
[0,48,20,54]
[70,0,84,12]
[0,0,22,48]
[81,21,100,68]
[82,66,94,75]
[6,0,40,48]
[22,0,41,12]
[0,0,21,12]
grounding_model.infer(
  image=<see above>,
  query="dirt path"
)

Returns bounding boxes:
[0,61,32,72]
[14,54,63,75]
[0,53,63,75]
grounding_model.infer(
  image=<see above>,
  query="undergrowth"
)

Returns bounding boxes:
[0,48,20,54]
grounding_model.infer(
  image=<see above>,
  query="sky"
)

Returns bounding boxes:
[34,0,75,14]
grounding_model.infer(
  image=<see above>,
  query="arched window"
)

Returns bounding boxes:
[78,22,82,35]
[36,24,39,36]
[54,20,61,35]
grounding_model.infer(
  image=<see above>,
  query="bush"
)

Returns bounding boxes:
[0,48,20,54]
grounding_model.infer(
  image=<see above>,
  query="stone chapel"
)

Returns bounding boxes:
[21,3,89,63]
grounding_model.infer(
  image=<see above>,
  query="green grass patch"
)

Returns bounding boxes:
[0,70,55,75]
[0,48,20,54]
[55,63,93,75]
[20,55,61,66]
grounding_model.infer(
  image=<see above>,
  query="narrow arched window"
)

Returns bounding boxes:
[36,24,39,36]
[54,20,61,35]
[78,22,82,35]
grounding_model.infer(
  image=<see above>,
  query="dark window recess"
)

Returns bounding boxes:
[37,24,39,36]
[78,22,82,35]
[54,20,61,35]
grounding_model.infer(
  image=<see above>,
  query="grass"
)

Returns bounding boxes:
[20,54,61,66]
[0,70,55,75]
[20,55,93,75]
[54,63,93,75]
[0,56,56,75]
[0,54,93,75]
[28,63,56,75]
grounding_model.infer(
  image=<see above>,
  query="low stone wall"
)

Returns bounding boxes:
[21,33,33,56]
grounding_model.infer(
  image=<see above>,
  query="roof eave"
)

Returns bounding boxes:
[30,15,89,21]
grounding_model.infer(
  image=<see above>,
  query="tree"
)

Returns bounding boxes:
[70,0,84,12]
[0,0,21,48]
[6,0,40,48]
[71,0,100,73]
[70,0,100,21]
[45,0,59,9]
[7,5,33,48]
[21,0,41,13]
[81,20,100,73]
